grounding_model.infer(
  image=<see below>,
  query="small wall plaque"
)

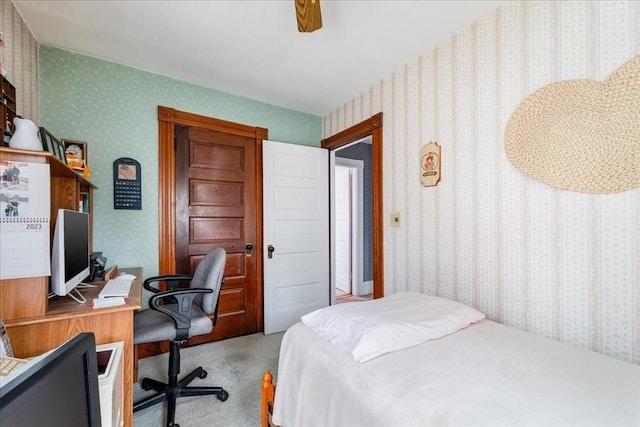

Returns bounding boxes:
[420,142,441,187]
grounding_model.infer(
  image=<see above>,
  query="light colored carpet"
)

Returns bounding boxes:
[133,332,283,427]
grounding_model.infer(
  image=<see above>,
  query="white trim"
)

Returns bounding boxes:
[331,156,364,301]
[360,280,373,296]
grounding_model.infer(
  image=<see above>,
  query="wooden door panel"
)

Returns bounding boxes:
[191,143,244,170]
[218,288,246,314]
[191,218,243,241]
[190,179,243,204]
[188,205,245,218]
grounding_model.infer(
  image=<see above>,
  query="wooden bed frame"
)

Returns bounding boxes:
[261,370,278,427]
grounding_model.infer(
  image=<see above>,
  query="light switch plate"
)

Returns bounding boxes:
[390,212,400,227]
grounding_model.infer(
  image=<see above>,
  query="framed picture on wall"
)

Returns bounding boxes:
[39,127,67,165]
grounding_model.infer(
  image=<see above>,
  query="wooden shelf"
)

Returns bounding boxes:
[0,146,96,188]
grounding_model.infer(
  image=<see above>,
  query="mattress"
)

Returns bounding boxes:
[272,320,640,427]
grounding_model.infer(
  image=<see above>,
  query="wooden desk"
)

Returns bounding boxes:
[4,268,142,427]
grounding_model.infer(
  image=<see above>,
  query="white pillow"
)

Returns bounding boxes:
[301,292,485,362]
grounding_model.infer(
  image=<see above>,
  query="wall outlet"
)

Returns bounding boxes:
[390,212,400,227]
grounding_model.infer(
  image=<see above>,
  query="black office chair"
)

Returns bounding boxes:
[133,248,228,427]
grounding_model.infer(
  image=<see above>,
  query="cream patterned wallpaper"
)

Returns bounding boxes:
[324,0,640,364]
[38,46,321,280]
[0,0,37,122]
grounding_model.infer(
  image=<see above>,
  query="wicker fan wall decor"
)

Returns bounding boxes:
[295,0,322,33]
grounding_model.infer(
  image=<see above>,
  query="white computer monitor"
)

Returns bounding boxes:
[51,209,91,302]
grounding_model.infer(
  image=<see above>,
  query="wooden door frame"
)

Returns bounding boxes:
[322,113,384,299]
[157,106,268,330]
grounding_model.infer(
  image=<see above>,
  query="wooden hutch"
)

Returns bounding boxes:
[0,146,95,319]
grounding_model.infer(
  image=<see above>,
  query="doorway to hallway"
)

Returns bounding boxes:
[322,112,384,301]
[332,140,373,303]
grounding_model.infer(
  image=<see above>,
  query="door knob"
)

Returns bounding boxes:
[267,244,275,259]
[245,243,253,255]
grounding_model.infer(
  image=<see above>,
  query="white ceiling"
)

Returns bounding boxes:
[14,0,507,117]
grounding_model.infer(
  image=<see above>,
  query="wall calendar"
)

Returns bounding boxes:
[0,162,51,279]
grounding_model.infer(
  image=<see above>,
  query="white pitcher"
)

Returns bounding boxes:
[9,118,43,151]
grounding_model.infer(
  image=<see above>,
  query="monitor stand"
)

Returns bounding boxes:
[77,282,98,289]
[47,283,96,304]
[66,283,98,304]
[66,287,87,304]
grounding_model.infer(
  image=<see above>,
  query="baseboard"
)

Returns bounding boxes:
[359,280,373,296]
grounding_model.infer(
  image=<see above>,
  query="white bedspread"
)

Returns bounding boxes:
[272,320,640,427]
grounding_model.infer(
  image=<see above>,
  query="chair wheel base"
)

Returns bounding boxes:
[218,390,229,401]
[199,369,208,379]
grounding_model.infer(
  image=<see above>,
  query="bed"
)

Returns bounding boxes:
[262,292,640,427]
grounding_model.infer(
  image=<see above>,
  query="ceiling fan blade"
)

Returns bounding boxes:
[295,0,323,33]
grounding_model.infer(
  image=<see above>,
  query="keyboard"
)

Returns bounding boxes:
[0,356,28,377]
[98,276,134,299]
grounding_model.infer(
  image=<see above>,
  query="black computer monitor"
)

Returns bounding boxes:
[0,333,102,427]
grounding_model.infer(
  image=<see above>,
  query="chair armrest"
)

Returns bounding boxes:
[149,287,213,341]
[143,274,193,293]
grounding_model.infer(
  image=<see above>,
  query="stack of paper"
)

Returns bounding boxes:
[92,297,126,309]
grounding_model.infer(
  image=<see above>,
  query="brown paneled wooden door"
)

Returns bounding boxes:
[174,125,258,343]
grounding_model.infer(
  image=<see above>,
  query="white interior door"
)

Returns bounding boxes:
[331,156,364,300]
[263,140,329,334]
[334,165,351,295]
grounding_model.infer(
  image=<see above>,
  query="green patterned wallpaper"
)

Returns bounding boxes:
[38,46,321,278]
